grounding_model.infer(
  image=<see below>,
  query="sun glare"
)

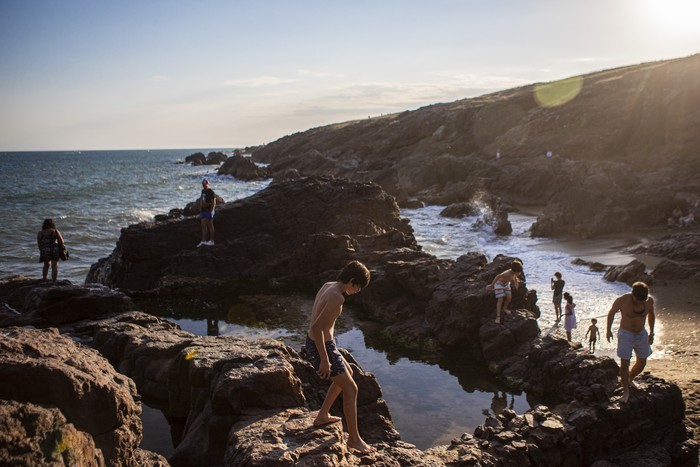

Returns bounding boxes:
[642,0,700,33]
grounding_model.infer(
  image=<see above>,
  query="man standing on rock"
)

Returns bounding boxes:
[305,260,376,454]
[551,272,565,321]
[197,178,216,247]
[606,281,656,403]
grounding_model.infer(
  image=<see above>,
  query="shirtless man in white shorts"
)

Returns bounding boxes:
[606,281,656,403]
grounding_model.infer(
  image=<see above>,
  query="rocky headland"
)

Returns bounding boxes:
[245,54,700,239]
[2,177,697,465]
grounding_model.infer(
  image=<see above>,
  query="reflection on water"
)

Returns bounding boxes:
[142,296,529,453]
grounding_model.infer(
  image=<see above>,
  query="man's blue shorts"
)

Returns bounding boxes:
[200,211,214,220]
[617,328,653,360]
[305,335,347,377]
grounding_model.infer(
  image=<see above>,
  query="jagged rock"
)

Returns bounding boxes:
[185,152,206,166]
[603,259,654,285]
[217,155,270,180]
[0,327,145,465]
[206,151,228,165]
[440,201,478,218]
[0,399,105,466]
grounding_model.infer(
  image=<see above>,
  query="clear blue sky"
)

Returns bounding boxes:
[1,0,699,151]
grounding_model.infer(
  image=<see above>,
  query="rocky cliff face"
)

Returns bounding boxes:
[249,54,700,238]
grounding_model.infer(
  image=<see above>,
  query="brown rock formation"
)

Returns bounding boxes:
[217,154,271,180]
[0,327,155,465]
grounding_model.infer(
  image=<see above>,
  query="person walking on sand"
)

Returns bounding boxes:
[37,219,65,281]
[551,272,565,321]
[486,260,523,324]
[563,292,577,342]
[197,179,216,247]
[586,318,601,352]
[305,260,376,454]
[606,281,655,403]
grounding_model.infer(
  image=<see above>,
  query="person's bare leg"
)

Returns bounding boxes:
[566,331,571,342]
[503,294,512,315]
[620,359,631,402]
[42,261,49,280]
[208,220,215,242]
[331,372,375,453]
[495,297,503,323]
[314,381,343,426]
[51,260,58,281]
[628,357,647,389]
[200,219,207,243]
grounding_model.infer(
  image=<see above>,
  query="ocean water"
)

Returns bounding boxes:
[0,151,664,454]
[0,150,269,281]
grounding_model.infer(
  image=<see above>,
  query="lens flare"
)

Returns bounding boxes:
[534,76,583,108]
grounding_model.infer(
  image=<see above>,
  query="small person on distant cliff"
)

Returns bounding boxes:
[551,272,565,321]
[37,219,65,281]
[606,281,656,403]
[563,292,577,341]
[305,260,376,454]
[197,179,216,247]
[586,318,601,352]
[486,260,523,324]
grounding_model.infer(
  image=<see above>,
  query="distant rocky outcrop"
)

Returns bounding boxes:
[184,151,228,166]
[248,55,700,238]
[217,154,271,180]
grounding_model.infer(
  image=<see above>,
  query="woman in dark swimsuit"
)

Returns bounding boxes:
[37,219,65,281]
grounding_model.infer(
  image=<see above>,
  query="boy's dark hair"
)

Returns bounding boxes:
[591,318,597,324]
[510,260,523,273]
[554,272,562,278]
[632,282,649,301]
[337,260,370,288]
[563,292,573,303]
[42,219,56,230]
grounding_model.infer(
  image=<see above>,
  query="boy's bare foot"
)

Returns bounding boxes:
[621,390,630,403]
[503,309,512,315]
[313,415,342,427]
[347,438,376,454]
[494,318,501,324]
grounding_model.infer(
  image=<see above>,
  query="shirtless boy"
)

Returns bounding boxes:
[305,260,375,454]
[486,260,523,324]
[606,281,656,403]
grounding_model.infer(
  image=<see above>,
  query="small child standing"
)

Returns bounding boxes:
[563,292,577,342]
[585,318,601,352]
[486,260,523,324]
